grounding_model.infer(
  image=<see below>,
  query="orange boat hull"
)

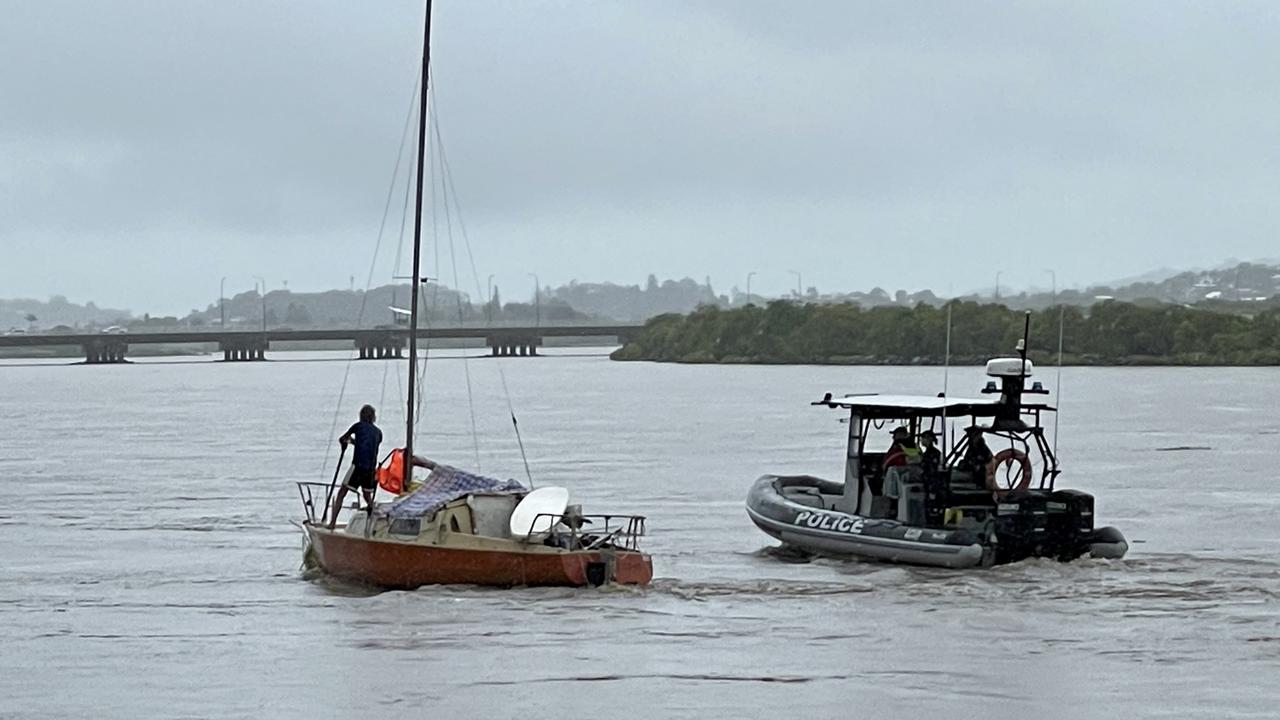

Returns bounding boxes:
[305,525,653,589]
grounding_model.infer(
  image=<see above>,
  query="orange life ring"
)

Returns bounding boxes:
[987,448,1032,495]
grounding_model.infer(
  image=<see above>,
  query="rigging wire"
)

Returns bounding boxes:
[430,107,483,471]
[320,73,420,476]
[380,91,421,430]
[378,349,391,423]
[389,107,418,436]
[416,84,442,441]
[384,83,420,437]
[429,81,535,488]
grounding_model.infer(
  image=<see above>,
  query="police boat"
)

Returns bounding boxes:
[745,336,1128,569]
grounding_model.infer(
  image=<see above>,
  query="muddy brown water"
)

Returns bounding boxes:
[2,352,1277,718]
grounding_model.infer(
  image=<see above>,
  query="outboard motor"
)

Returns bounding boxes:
[1046,489,1094,560]
[993,489,1050,563]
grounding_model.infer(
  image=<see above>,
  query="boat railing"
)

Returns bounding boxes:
[526,513,647,552]
[295,481,349,526]
[298,483,647,550]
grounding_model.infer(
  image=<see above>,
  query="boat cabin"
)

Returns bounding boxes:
[295,473,646,555]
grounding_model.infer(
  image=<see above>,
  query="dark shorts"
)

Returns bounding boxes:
[346,466,376,490]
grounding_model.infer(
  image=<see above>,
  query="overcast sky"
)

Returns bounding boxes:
[3,0,1279,315]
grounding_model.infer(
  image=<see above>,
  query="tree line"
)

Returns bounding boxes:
[183,283,588,329]
[611,300,1280,365]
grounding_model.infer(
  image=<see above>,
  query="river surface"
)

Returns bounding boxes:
[1,350,1278,719]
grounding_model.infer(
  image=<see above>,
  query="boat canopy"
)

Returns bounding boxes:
[813,392,1054,419]
[383,465,525,519]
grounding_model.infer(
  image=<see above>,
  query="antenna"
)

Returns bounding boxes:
[1053,304,1064,459]
[941,302,952,459]
[1018,310,1031,369]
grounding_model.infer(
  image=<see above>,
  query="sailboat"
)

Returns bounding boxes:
[295,0,652,589]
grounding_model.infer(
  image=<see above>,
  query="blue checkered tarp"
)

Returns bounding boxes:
[383,465,525,519]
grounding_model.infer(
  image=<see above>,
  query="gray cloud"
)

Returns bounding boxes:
[3,0,1278,313]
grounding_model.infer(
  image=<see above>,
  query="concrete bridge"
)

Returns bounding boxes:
[0,324,643,364]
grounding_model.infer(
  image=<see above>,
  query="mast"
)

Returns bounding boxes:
[405,0,433,477]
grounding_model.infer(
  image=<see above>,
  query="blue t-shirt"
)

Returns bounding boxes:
[346,420,383,470]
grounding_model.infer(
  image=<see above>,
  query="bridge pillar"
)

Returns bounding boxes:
[353,332,403,360]
[218,338,268,362]
[487,334,541,358]
[81,339,129,364]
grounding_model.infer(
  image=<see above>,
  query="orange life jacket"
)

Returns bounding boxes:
[376,449,406,494]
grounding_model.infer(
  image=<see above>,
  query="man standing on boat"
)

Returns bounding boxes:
[919,430,942,473]
[329,404,383,528]
[958,426,994,486]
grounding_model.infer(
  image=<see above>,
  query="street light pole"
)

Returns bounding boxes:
[995,271,1003,301]
[788,270,802,298]
[527,273,540,327]
[219,276,226,327]
[253,275,266,332]
[746,271,756,305]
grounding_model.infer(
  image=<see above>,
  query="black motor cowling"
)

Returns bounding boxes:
[992,490,1050,563]
[1046,489,1095,560]
[990,488,1110,563]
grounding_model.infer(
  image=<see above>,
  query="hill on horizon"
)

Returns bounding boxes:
[7,259,1280,330]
